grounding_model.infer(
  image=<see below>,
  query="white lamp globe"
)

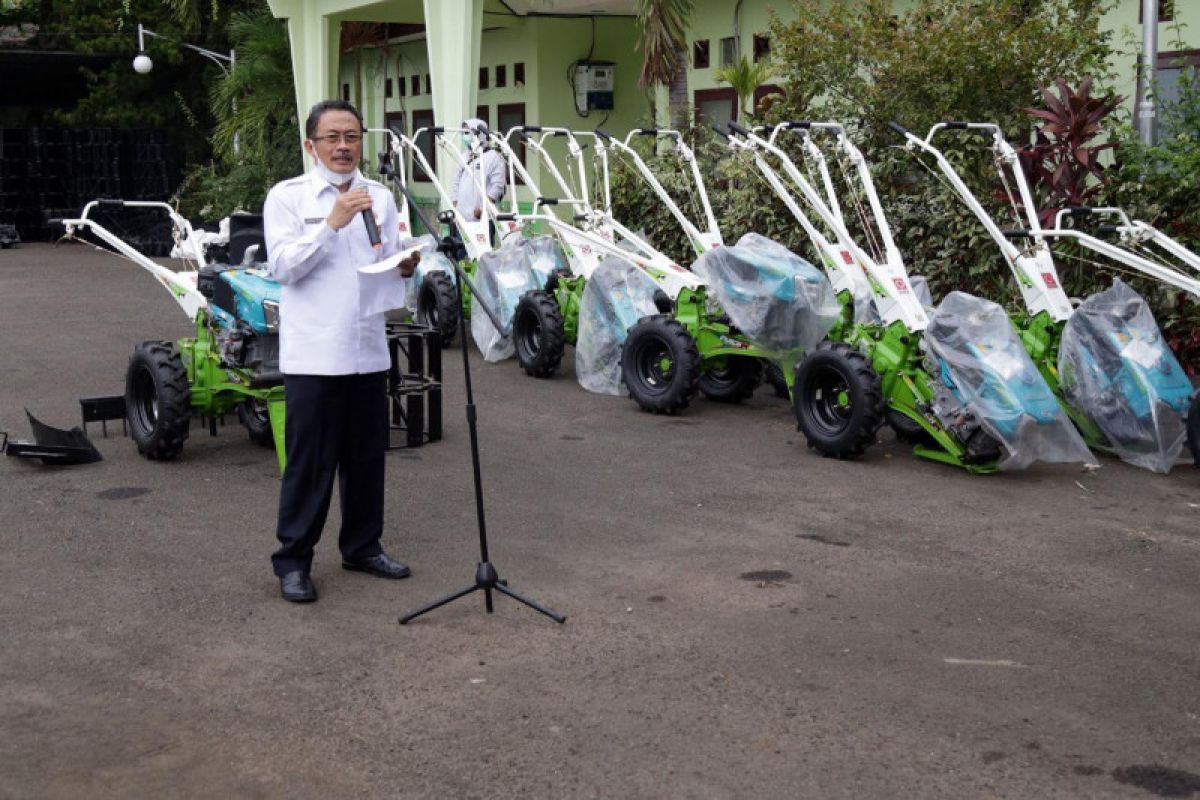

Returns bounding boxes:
[132,54,153,74]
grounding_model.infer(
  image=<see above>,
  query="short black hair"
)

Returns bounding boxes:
[305,100,364,139]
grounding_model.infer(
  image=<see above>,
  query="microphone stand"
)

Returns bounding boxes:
[383,157,565,625]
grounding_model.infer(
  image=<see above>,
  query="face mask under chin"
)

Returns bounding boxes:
[312,158,355,186]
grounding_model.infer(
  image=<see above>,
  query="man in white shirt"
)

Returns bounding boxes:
[451,118,507,235]
[263,100,419,603]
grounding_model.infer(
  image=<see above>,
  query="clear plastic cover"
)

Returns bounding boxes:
[470,238,549,362]
[909,274,935,312]
[691,233,840,360]
[1058,279,1194,473]
[404,234,457,311]
[575,257,663,395]
[525,234,568,286]
[925,291,1096,470]
[853,285,881,326]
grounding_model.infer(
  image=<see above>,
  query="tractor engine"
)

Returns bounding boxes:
[197,264,282,381]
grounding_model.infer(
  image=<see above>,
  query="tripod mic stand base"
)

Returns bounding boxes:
[399,561,566,625]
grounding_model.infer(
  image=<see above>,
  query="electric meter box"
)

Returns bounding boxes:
[574,61,615,112]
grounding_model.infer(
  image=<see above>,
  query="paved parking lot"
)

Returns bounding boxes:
[2,242,1199,798]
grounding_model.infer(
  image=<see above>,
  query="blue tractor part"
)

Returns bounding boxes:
[925,292,1095,469]
[1059,280,1195,471]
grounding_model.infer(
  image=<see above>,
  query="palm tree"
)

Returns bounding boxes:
[714,55,773,119]
[635,0,694,129]
[209,8,298,163]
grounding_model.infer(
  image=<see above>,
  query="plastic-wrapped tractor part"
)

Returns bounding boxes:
[854,276,932,324]
[575,257,663,395]
[525,234,568,286]
[691,233,839,359]
[909,274,935,312]
[1058,279,1194,473]
[853,285,882,326]
[404,234,457,309]
[925,291,1095,470]
[470,239,547,362]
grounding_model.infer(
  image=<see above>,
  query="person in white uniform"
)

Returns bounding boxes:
[451,118,507,239]
[263,100,419,603]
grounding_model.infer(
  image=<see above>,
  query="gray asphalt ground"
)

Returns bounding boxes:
[2,242,1200,799]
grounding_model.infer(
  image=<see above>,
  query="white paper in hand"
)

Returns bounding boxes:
[356,244,422,275]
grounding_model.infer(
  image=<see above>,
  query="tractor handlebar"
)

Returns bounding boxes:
[888,121,910,137]
[710,124,730,140]
[728,121,752,137]
[594,128,612,142]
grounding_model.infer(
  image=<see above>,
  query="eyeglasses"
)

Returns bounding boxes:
[310,131,363,145]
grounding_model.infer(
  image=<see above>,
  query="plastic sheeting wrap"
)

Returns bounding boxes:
[1058,279,1194,473]
[691,233,839,359]
[925,291,1095,470]
[470,238,551,362]
[524,234,568,285]
[853,275,933,325]
[575,257,662,395]
[403,234,457,310]
[910,274,935,312]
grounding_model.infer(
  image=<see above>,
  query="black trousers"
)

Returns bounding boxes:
[272,371,388,577]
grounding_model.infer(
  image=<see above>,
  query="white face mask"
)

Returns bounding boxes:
[312,158,355,187]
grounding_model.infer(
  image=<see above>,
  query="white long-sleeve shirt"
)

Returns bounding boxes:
[452,148,507,214]
[263,168,407,375]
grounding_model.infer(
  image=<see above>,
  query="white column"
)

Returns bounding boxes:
[270,0,340,161]
[422,0,484,197]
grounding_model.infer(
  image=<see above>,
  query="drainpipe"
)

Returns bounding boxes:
[1137,0,1158,144]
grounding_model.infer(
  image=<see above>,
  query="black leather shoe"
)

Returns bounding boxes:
[280,571,317,602]
[342,551,412,580]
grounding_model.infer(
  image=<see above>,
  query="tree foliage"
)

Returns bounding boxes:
[766,0,1116,146]
[176,8,302,220]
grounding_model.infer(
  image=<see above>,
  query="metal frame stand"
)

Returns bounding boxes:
[398,262,565,625]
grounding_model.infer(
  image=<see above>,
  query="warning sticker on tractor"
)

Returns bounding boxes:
[1042,272,1059,289]
[893,277,909,292]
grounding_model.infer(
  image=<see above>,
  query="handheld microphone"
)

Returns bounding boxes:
[362,206,381,251]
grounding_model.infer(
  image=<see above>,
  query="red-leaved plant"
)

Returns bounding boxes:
[1018,77,1124,226]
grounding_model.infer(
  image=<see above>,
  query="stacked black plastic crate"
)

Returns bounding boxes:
[0,127,178,254]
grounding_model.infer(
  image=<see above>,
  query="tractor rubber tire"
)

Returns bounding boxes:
[621,314,702,415]
[238,398,275,448]
[699,356,764,403]
[887,408,936,446]
[513,290,566,378]
[1187,393,1200,468]
[125,340,191,461]
[417,271,459,347]
[763,360,790,399]
[792,340,885,458]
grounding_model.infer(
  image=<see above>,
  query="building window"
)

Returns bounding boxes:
[693,39,710,69]
[1146,49,1200,139]
[385,78,393,99]
[425,74,431,94]
[479,67,489,90]
[719,37,736,67]
[694,87,737,126]
[411,108,436,182]
[384,111,404,136]
[411,74,420,96]
[498,102,525,182]
[342,83,351,101]
[476,105,490,129]
[1140,0,1175,22]
[514,62,525,86]
[496,64,507,88]
[399,75,406,97]
[753,34,770,62]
